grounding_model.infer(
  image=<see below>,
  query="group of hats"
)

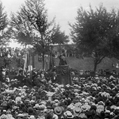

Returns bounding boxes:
[17,114,35,119]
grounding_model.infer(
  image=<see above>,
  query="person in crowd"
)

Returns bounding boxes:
[0,67,119,119]
[58,54,67,66]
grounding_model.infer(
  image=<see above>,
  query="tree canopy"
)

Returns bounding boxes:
[70,5,119,72]
[11,14,33,46]
[51,25,69,44]
[10,0,70,70]
[0,2,11,46]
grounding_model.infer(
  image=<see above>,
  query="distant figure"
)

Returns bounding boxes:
[0,67,3,82]
[58,54,67,66]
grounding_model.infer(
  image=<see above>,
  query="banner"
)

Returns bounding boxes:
[23,53,28,71]
[28,65,33,72]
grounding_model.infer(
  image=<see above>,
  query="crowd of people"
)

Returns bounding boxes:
[0,68,119,119]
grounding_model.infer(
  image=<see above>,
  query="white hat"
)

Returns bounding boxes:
[40,101,46,105]
[29,115,35,119]
[34,104,40,108]
[96,105,104,113]
[73,107,81,116]
[30,100,35,103]
[17,114,24,117]
[6,114,15,119]
[64,111,73,118]
[0,114,8,119]
[105,110,110,113]
[23,85,27,89]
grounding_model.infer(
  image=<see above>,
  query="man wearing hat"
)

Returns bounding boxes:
[64,110,74,119]
[54,106,64,119]
[45,109,58,119]
[73,107,81,117]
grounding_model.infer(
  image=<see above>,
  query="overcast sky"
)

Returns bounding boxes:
[1,0,119,47]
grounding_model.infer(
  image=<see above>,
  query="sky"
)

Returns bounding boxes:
[1,0,119,47]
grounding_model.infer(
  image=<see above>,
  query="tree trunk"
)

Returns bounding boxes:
[49,51,52,70]
[32,54,35,68]
[49,46,54,70]
[41,34,45,71]
[94,61,98,74]
[93,56,105,75]
[58,43,62,54]
[42,53,45,71]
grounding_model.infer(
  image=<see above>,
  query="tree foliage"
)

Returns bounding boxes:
[0,2,14,70]
[11,11,34,46]
[0,2,11,46]
[11,0,56,70]
[70,5,119,72]
[51,25,69,44]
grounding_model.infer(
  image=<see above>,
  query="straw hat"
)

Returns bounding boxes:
[54,106,63,115]
[0,114,8,119]
[96,105,104,113]
[29,115,35,119]
[73,107,81,116]
[17,114,24,117]
[64,111,74,118]
[33,104,40,109]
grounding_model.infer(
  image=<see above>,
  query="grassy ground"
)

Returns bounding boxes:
[8,53,119,72]
[33,55,119,72]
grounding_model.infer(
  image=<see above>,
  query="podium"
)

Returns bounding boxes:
[55,65,71,85]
